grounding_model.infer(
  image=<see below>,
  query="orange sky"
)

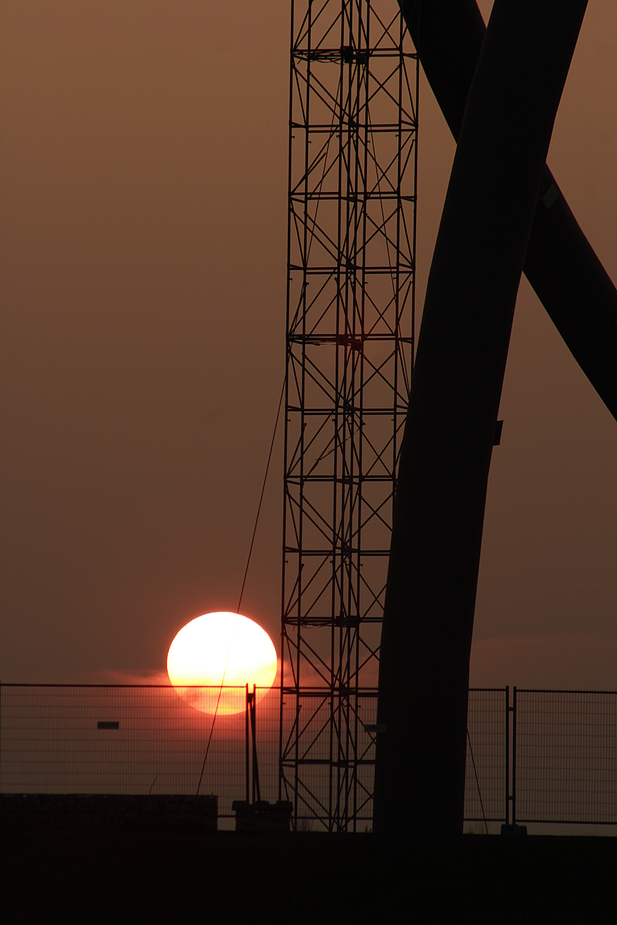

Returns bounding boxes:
[1,0,616,688]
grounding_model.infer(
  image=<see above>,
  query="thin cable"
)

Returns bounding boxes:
[195,617,239,795]
[237,376,286,614]
[196,378,285,795]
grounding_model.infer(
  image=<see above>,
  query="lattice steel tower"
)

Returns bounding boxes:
[279,0,418,831]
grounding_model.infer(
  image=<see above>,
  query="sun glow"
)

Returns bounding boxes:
[167,611,278,715]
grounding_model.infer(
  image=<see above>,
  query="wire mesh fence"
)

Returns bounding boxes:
[1,684,616,830]
[464,688,507,826]
[278,688,507,831]
[514,689,617,826]
[0,684,279,826]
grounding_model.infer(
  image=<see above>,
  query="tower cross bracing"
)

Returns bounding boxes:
[279,0,418,832]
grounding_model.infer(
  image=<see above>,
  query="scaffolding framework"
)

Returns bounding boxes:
[279,0,418,831]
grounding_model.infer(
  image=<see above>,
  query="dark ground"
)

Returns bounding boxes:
[1,827,615,924]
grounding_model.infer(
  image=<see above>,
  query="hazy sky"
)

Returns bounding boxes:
[1,0,616,689]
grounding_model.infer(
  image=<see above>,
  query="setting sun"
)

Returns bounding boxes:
[167,612,278,715]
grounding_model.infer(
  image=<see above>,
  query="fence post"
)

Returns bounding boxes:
[512,686,517,826]
[505,686,510,825]
[245,683,250,804]
[505,685,518,826]
[250,685,261,804]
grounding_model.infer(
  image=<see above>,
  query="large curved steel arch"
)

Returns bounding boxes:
[402,0,617,420]
[374,0,589,836]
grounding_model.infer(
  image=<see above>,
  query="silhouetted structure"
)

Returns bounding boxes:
[234,686,293,831]
[400,0,617,422]
[278,0,617,837]
[374,0,589,836]
[279,0,418,831]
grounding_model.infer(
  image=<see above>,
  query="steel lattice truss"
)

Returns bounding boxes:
[279,0,418,831]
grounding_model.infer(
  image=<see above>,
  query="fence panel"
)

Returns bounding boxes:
[8,685,616,830]
[465,688,507,825]
[515,689,617,825]
[0,684,249,819]
[2,684,507,829]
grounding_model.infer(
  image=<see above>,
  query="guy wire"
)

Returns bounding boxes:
[195,377,285,796]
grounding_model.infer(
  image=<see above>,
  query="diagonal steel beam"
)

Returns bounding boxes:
[401,0,617,420]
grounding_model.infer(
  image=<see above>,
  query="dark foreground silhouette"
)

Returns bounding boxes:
[2,826,616,924]
[376,0,590,837]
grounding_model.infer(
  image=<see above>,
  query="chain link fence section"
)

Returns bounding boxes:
[278,687,506,832]
[2,684,505,831]
[6,684,616,830]
[0,684,248,820]
[465,688,508,828]
[0,684,284,826]
[515,689,617,826]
